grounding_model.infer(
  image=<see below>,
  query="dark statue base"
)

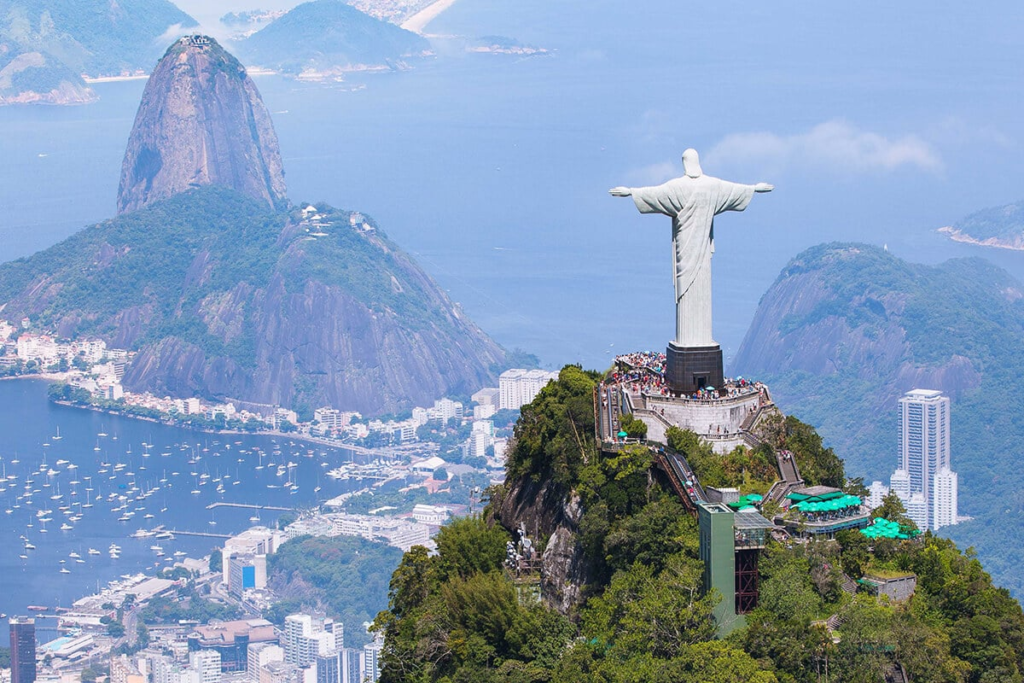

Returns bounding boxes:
[665,342,724,395]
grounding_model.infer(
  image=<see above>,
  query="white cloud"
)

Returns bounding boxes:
[154,23,191,48]
[705,120,943,175]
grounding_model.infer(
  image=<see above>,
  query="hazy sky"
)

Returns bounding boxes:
[175,0,302,28]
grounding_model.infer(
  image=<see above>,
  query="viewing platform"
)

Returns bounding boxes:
[600,351,777,454]
[776,485,872,538]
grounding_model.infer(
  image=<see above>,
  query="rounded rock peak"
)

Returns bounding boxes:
[116,35,288,215]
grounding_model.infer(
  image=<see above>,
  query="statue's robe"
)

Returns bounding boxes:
[631,175,755,347]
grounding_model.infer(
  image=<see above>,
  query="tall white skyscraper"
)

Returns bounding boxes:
[891,389,958,531]
[932,468,959,530]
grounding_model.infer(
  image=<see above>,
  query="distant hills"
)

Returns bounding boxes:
[0,0,197,104]
[236,0,429,77]
[940,199,1024,250]
[0,36,505,414]
[734,242,1024,595]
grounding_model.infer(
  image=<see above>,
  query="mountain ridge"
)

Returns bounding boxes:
[0,186,505,414]
[0,0,197,104]
[733,241,1024,596]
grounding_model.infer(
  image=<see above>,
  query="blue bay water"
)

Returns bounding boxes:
[0,379,361,646]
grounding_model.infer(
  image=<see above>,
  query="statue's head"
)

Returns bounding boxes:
[682,148,703,178]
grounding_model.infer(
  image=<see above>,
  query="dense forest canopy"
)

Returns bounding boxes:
[374,366,1024,682]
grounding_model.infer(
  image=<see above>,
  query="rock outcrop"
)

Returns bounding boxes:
[492,476,594,616]
[117,36,287,215]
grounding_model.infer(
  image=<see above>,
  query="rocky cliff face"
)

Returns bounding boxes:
[734,245,983,405]
[117,36,286,214]
[492,476,594,616]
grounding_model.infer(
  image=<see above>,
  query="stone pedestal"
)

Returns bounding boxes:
[665,342,724,395]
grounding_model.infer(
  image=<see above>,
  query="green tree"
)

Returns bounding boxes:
[434,516,508,581]
[582,553,716,659]
[506,365,600,487]
[756,544,821,622]
[209,548,222,573]
[872,490,919,533]
[836,529,871,579]
[618,413,648,439]
[603,497,698,574]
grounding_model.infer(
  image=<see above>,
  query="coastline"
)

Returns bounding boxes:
[5,374,369,455]
[401,0,459,34]
[49,396,366,453]
[938,226,1024,252]
[82,74,149,84]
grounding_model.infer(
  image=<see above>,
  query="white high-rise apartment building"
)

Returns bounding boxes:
[932,468,959,530]
[904,493,928,531]
[362,641,382,683]
[285,614,339,667]
[867,481,890,509]
[154,659,199,683]
[188,650,221,683]
[890,389,959,531]
[499,369,559,410]
[248,643,285,682]
[889,469,911,501]
[285,615,313,664]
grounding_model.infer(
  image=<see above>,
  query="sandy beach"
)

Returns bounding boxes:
[83,74,149,84]
[401,0,459,34]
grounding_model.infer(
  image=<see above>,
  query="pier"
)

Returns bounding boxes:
[164,529,231,539]
[205,502,295,512]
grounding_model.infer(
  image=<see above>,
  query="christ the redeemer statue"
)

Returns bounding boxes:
[611,148,771,393]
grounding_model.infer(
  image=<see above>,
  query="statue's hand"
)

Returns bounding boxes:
[754,183,774,193]
[609,186,632,197]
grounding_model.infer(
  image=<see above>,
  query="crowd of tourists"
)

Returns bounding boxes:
[611,351,670,395]
[607,351,769,404]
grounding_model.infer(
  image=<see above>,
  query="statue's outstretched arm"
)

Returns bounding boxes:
[609,186,632,197]
[754,183,774,193]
